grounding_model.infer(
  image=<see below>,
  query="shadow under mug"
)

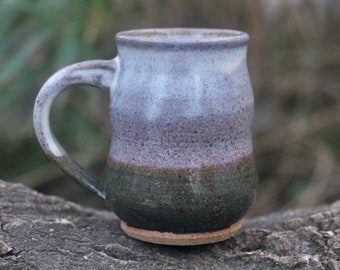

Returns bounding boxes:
[33,28,257,245]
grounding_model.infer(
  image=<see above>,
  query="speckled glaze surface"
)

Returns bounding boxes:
[34,28,257,245]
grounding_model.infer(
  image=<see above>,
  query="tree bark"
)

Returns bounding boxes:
[0,180,339,269]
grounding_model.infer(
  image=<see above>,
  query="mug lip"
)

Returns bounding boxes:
[116,28,249,49]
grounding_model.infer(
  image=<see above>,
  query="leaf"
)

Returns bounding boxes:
[0,22,34,57]
[0,26,53,85]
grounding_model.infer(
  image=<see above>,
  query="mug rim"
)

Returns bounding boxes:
[116,28,249,49]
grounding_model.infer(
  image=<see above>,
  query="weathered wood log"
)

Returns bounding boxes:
[0,180,339,269]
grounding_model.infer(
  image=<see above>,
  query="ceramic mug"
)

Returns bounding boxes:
[34,28,257,245]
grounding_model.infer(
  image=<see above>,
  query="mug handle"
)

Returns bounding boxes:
[33,58,120,199]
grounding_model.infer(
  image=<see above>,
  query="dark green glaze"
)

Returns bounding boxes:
[104,155,257,233]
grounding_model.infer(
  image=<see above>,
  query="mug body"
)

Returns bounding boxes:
[104,29,257,244]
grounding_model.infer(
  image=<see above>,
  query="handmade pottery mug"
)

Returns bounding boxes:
[34,28,257,245]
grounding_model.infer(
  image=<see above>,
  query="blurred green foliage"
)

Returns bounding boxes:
[0,0,339,215]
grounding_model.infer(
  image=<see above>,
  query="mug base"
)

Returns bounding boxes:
[120,220,242,246]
